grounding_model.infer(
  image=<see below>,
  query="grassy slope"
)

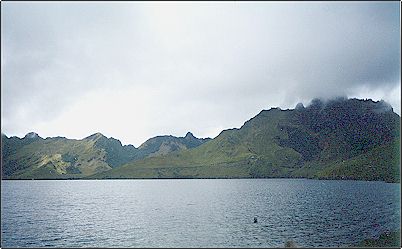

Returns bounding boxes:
[4,138,111,179]
[314,140,400,182]
[291,139,400,182]
[4,99,400,181]
[2,132,211,179]
[91,104,400,182]
[90,109,304,179]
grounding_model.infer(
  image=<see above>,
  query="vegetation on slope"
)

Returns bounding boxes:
[91,108,303,179]
[2,136,112,179]
[2,98,400,182]
[91,98,400,182]
[138,132,211,157]
[351,230,401,248]
[1,132,209,179]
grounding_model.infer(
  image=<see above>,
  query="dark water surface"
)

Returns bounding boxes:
[1,179,400,247]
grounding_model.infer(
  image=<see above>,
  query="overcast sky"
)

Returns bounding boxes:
[1,2,400,146]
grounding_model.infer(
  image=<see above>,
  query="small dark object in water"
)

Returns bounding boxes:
[285,240,297,247]
[254,217,258,223]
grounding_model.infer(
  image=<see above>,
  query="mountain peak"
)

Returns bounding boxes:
[24,132,41,139]
[85,132,106,141]
[295,103,305,110]
[184,132,196,139]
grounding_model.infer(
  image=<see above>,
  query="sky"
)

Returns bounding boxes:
[1,2,400,147]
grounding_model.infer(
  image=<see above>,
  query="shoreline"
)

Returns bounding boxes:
[351,229,401,248]
[1,176,400,183]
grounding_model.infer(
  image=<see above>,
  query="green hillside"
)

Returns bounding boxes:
[91,98,400,182]
[138,132,211,157]
[2,135,112,179]
[2,98,400,182]
[1,132,209,179]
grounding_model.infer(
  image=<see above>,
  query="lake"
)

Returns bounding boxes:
[1,179,400,247]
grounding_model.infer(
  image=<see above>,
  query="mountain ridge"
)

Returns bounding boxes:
[1,131,210,179]
[91,98,400,182]
[1,97,400,182]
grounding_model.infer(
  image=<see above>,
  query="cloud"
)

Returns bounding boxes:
[1,2,400,146]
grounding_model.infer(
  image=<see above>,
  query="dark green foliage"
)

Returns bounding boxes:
[61,153,81,174]
[89,134,140,168]
[314,140,400,182]
[352,230,401,247]
[297,98,399,158]
[138,132,210,157]
[1,134,44,176]
[61,153,78,165]
[2,158,24,177]
[65,165,81,174]
[275,125,321,160]
[1,134,42,162]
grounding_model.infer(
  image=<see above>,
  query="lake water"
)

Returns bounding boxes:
[1,179,400,247]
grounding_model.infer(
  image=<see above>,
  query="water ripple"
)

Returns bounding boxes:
[1,179,400,247]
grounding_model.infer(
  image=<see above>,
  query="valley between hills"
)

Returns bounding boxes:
[2,98,400,182]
